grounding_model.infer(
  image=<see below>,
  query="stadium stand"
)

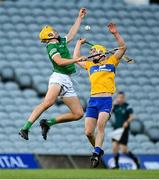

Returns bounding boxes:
[0,0,159,154]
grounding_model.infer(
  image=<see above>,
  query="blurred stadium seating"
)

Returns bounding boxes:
[0,0,159,154]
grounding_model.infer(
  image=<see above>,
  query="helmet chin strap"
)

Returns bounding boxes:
[49,35,61,41]
[42,36,61,43]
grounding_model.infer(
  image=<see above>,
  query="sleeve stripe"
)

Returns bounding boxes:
[52,53,60,58]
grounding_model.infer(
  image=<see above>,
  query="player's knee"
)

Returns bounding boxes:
[42,100,54,109]
[73,109,84,120]
[85,129,94,138]
[97,123,105,133]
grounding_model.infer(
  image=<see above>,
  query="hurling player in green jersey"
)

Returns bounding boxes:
[19,8,87,140]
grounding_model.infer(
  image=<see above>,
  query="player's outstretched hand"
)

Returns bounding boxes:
[79,8,87,18]
[78,38,87,44]
[107,23,118,34]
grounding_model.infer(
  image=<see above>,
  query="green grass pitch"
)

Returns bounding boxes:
[0,169,159,179]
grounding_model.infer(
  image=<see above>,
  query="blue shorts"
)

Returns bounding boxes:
[86,97,112,119]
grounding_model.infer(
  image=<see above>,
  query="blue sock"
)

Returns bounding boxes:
[94,147,102,155]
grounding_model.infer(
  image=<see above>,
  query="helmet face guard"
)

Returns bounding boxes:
[90,44,107,63]
[41,36,60,43]
[92,55,106,64]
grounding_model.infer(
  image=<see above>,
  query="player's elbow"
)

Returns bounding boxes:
[74,110,84,120]
[119,45,127,55]
[123,44,127,51]
[58,62,64,66]
[55,61,65,66]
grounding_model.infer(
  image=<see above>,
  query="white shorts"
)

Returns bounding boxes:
[48,72,77,97]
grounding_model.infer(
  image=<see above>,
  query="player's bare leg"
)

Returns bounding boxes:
[40,96,84,140]
[91,112,109,168]
[56,96,84,123]
[95,112,109,147]
[29,84,61,122]
[19,84,61,140]
[85,118,97,147]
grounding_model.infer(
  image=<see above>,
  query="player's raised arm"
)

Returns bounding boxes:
[66,8,87,43]
[107,23,127,60]
[73,38,87,68]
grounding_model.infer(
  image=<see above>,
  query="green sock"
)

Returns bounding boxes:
[47,118,57,127]
[22,121,33,130]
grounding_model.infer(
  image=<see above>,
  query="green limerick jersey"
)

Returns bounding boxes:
[46,37,76,75]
